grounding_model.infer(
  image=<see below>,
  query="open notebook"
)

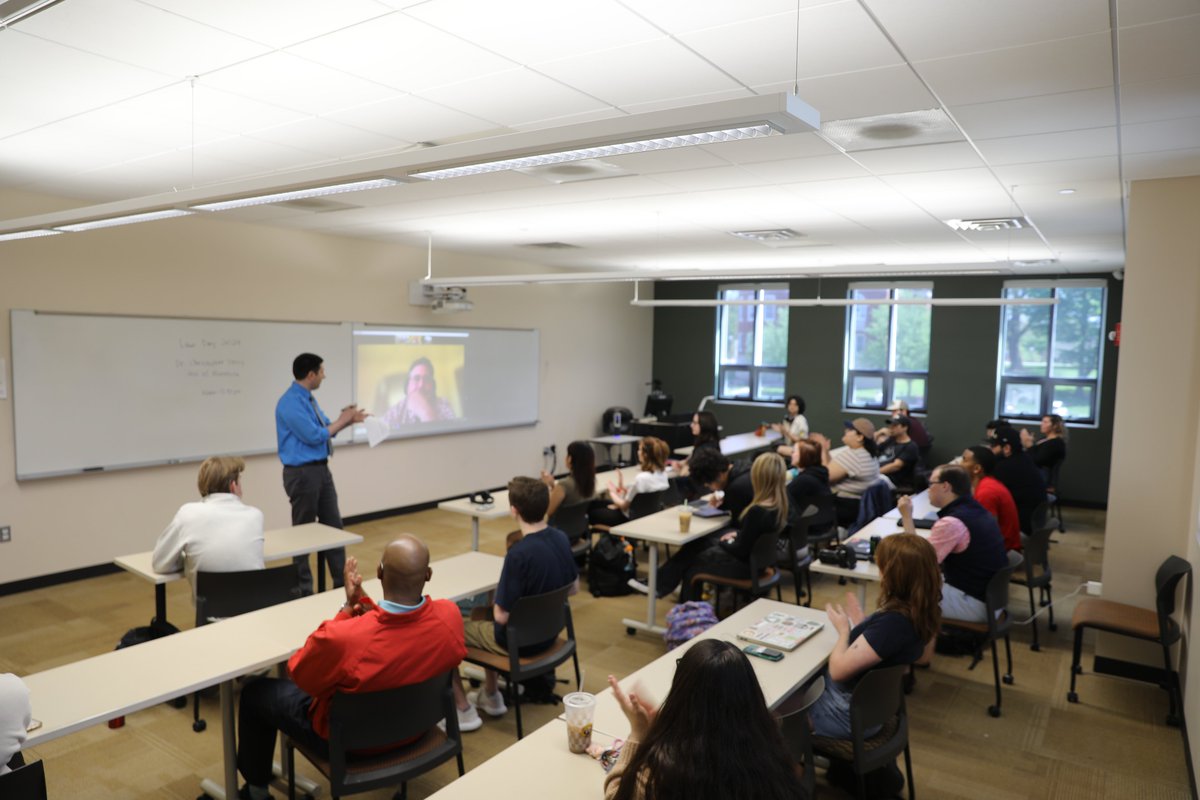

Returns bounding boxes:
[736,612,825,652]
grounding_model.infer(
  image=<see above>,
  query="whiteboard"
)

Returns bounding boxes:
[12,311,353,479]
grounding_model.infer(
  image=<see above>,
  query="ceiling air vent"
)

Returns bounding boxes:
[728,229,829,249]
[822,109,963,152]
[522,242,581,249]
[945,217,1030,232]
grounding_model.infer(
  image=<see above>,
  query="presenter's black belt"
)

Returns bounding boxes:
[287,459,327,467]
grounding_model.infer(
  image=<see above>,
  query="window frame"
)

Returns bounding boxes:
[995,278,1107,428]
[842,282,933,413]
[713,282,789,404]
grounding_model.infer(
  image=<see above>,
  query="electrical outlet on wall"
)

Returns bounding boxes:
[1086,580,1102,596]
[0,526,11,543]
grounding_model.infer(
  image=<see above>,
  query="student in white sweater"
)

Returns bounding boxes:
[152,456,265,598]
[0,673,31,775]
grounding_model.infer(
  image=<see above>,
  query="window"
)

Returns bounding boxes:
[998,281,1106,424]
[715,284,789,402]
[844,284,932,411]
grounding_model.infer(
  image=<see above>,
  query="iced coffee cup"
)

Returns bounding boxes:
[564,691,596,753]
[678,506,693,533]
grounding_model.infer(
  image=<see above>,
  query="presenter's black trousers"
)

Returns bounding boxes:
[282,462,346,593]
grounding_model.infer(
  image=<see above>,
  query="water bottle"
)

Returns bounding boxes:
[613,410,622,435]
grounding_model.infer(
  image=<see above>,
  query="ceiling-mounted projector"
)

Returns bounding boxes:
[409,281,473,313]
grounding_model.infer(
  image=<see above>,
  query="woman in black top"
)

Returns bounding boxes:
[1023,414,1067,486]
[629,452,787,601]
[787,439,833,537]
[691,410,720,450]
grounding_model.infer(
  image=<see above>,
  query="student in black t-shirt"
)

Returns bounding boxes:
[877,415,921,490]
[630,453,786,600]
[459,476,578,721]
[989,426,1047,534]
[686,447,754,522]
[807,533,941,739]
[1021,414,1068,489]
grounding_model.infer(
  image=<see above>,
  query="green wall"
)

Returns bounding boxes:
[651,274,1123,506]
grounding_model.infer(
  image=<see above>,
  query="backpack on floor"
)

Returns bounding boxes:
[664,601,719,650]
[588,534,636,597]
[116,617,181,650]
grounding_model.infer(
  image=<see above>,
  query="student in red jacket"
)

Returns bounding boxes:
[962,445,1022,551]
[236,535,469,800]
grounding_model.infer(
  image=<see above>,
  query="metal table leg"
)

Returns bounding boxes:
[622,544,665,636]
[154,583,168,625]
[471,518,480,551]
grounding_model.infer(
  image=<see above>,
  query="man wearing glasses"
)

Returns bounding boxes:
[897,464,1007,624]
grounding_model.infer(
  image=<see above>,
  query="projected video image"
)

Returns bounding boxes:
[356,339,464,428]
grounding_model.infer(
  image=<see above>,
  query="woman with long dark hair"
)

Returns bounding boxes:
[808,533,941,739]
[604,639,805,800]
[691,410,720,451]
[542,440,598,519]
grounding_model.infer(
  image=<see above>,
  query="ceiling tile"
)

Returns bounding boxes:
[140,0,391,49]
[618,0,818,35]
[247,117,410,158]
[287,13,515,93]
[883,168,1016,217]
[405,0,662,65]
[0,33,170,134]
[1122,147,1200,181]
[533,38,743,107]
[678,3,901,88]
[950,87,1116,140]
[417,68,612,128]
[1121,116,1200,154]
[199,52,399,116]
[1120,74,1200,124]
[851,142,987,175]
[746,153,872,184]
[868,0,1110,61]
[1117,0,1200,26]
[618,87,756,115]
[326,95,497,144]
[1118,15,1200,83]
[992,156,1120,186]
[974,127,1119,165]
[914,32,1113,106]
[18,0,270,76]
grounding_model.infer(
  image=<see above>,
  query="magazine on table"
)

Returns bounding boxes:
[736,612,825,652]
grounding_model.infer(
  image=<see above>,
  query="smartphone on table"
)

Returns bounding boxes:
[743,645,784,662]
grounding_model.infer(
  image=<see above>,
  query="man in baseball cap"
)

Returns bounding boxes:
[989,427,1046,536]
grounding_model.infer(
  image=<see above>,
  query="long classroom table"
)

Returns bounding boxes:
[430,598,834,800]
[114,522,363,624]
[674,430,781,458]
[24,551,504,800]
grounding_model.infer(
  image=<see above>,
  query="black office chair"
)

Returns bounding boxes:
[191,564,303,732]
[942,551,1022,717]
[549,500,593,562]
[286,670,465,800]
[812,665,914,800]
[462,584,581,739]
[777,675,826,800]
[0,758,47,800]
[1046,455,1066,532]
[1012,502,1056,651]
[688,527,784,617]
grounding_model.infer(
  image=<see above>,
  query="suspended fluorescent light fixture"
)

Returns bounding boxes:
[56,209,194,232]
[0,229,62,242]
[412,126,777,180]
[410,92,818,181]
[632,297,1057,308]
[191,177,402,212]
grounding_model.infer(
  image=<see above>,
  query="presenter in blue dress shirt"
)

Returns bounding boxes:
[276,352,367,594]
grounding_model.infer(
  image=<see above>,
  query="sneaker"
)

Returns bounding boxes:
[439,703,482,733]
[627,578,650,595]
[468,689,508,717]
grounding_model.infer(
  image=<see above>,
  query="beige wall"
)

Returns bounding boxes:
[1105,175,1200,768]
[0,190,653,584]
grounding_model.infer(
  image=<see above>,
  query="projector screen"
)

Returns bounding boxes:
[352,323,538,440]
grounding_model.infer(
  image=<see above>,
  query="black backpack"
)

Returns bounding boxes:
[116,617,181,649]
[587,534,637,597]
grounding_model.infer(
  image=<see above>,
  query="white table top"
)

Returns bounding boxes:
[674,430,781,458]
[879,489,933,520]
[610,503,727,546]
[114,523,363,585]
[588,434,642,446]
[438,466,643,521]
[426,719,613,800]
[24,551,504,748]
[590,599,835,738]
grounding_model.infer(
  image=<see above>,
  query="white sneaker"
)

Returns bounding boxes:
[456,703,483,732]
[627,578,650,595]
[468,689,508,717]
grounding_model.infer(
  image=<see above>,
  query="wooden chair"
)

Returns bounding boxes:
[285,670,465,800]
[1068,555,1191,725]
[812,665,914,800]
[941,550,1022,717]
[1012,502,1056,651]
[777,676,825,800]
[191,564,302,732]
[688,527,784,617]
[463,584,581,739]
[0,759,47,800]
